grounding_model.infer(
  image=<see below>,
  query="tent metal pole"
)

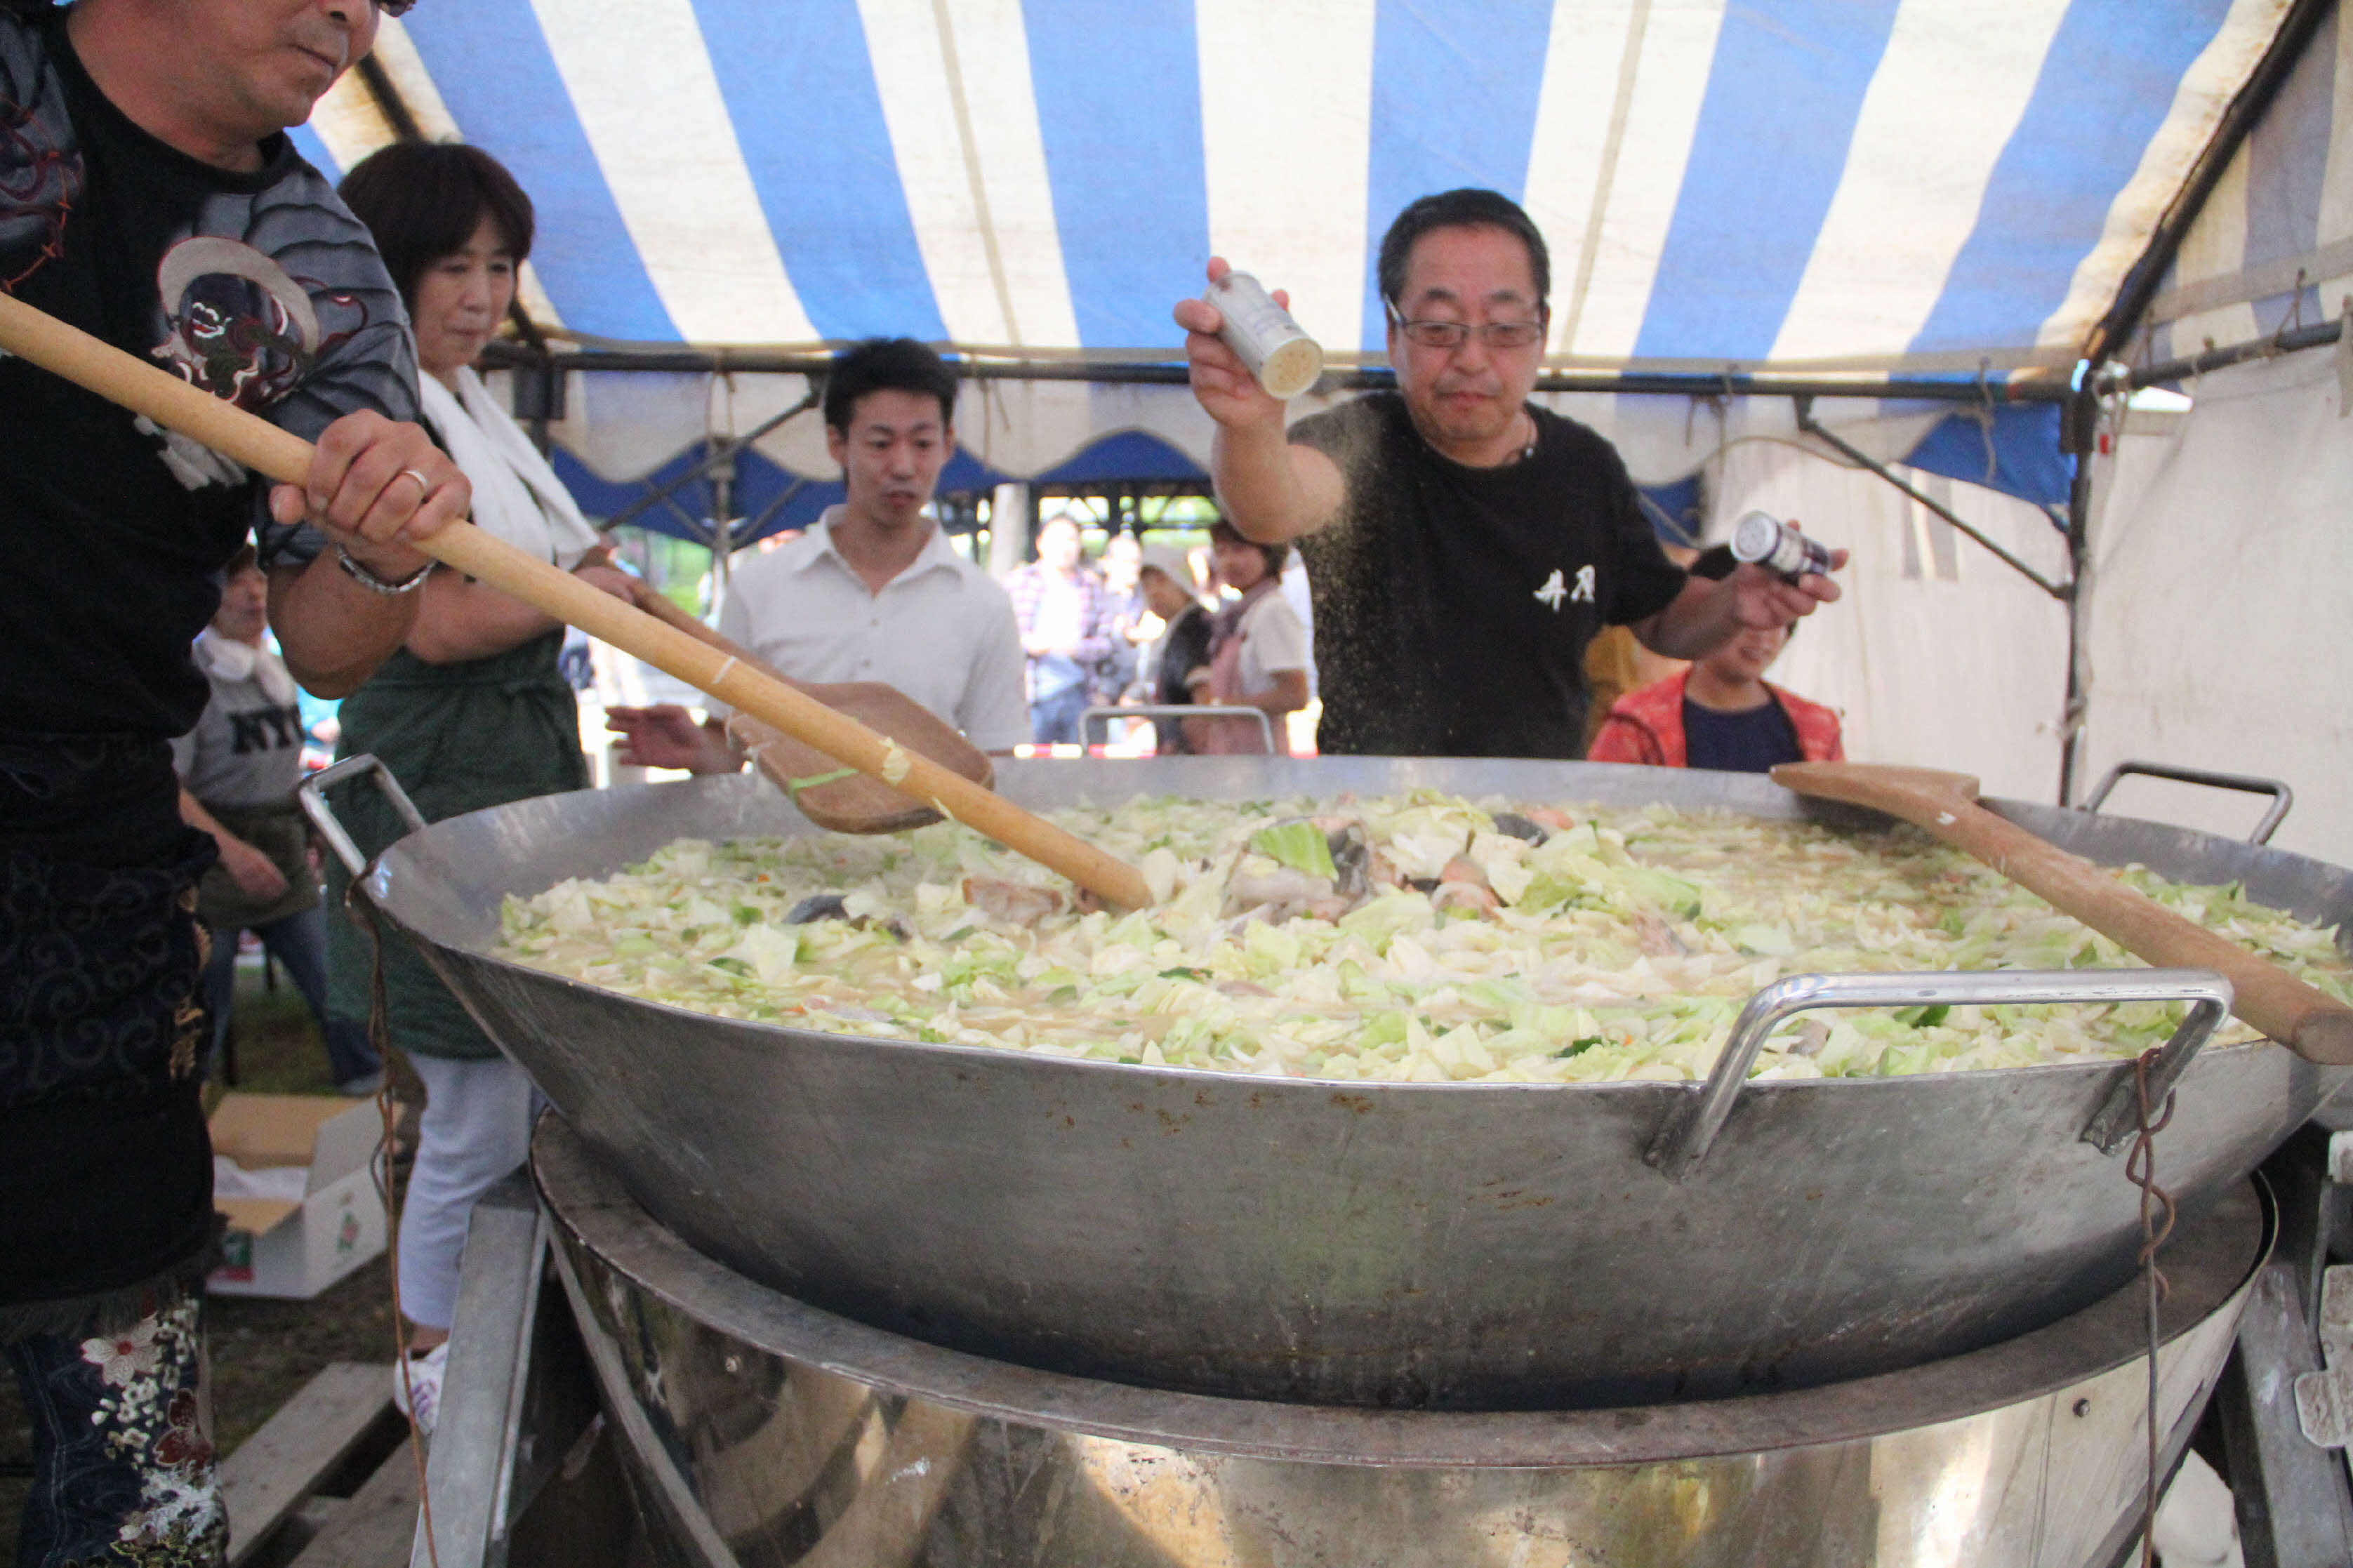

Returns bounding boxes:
[707,439,735,621]
[2128,314,2345,389]
[1793,399,2069,599]
[734,479,809,548]
[479,343,2069,405]
[2055,371,2100,809]
[595,391,818,536]
[2057,460,2093,807]
[600,476,710,540]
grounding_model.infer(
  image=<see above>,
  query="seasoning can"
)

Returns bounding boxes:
[1729,511,1836,583]
[1202,270,1323,400]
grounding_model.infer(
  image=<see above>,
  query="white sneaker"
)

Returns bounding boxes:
[392,1340,449,1435]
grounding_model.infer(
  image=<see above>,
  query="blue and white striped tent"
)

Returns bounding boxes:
[286,0,2350,537]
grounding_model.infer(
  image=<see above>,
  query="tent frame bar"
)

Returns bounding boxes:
[477,341,2067,405]
[2127,312,2346,390]
[599,391,819,538]
[1793,399,2070,601]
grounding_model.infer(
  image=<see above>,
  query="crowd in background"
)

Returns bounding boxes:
[990,510,1317,752]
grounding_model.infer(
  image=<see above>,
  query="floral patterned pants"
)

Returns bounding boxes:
[4,1291,224,1567]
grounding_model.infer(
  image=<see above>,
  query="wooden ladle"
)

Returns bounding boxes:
[1772,762,2353,1066]
[617,584,992,836]
[0,291,1153,910]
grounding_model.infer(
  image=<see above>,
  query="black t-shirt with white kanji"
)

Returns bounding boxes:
[0,8,415,833]
[1287,392,1686,758]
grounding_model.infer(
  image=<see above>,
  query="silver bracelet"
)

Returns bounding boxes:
[333,545,432,596]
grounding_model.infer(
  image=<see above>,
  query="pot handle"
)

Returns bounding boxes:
[296,753,427,881]
[1645,967,2234,1181]
[2082,759,2293,845]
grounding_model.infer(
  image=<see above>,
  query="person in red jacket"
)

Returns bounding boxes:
[1587,620,1843,771]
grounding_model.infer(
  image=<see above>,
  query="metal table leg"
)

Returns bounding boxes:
[2215,1126,2353,1568]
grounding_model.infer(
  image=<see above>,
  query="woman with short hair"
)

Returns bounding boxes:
[326,142,637,1430]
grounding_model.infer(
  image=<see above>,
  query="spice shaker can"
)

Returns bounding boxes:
[1203,270,1323,399]
[1729,511,1836,582]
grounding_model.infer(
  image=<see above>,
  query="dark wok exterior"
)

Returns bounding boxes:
[349,757,2353,1407]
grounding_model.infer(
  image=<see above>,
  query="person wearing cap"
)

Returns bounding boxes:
[607,338,1030,771]
[1173,187,1841,759]
[1,0,463,1559]
[1131,540,1215,753]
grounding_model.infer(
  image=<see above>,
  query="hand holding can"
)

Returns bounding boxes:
[1202,270,1323,400]
[1730,511,1838,584]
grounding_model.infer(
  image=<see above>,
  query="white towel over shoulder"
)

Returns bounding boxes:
[418,366,602,569]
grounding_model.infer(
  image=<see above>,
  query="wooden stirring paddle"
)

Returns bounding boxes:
[0,291,1152,910]
[1772,762,2353,1065]
[619,584,991,835]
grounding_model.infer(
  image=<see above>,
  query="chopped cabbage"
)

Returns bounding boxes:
[497,793,2353,1086]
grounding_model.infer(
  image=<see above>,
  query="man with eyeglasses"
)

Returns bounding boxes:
[2,1,449,1559]
[1175,187,1839,759]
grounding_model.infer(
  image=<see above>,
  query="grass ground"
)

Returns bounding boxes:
[2,960,420,1560]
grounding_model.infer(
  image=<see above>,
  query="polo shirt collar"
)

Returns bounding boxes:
[797,505,961,585]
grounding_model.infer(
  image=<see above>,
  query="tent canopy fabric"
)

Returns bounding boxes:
[300,1,2293,372]
[2142,0,2353,366]
[286,1,2314,522]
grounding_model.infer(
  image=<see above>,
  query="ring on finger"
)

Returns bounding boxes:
[394,467,432,501]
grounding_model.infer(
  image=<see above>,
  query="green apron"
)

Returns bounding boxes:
[323,631,585,1061]
[193,799,317,931]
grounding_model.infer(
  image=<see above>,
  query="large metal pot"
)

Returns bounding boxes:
[324,757,2353,1407]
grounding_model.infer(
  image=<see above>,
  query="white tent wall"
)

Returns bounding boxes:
[1706,432,2073,803]
[2080,348,2353,866]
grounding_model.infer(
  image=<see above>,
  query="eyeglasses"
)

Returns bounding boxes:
[1385,303,1546,352]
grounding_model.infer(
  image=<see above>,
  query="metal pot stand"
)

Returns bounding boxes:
[480,1116,2265,1568]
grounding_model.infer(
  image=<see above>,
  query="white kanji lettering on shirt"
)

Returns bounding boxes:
[1568,565,1596,604]
[1533,569,1566,611]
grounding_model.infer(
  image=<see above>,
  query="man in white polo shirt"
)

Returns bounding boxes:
[608,339,1030,769]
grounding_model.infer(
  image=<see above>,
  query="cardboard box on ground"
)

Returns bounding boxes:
[208,1094,387,1299]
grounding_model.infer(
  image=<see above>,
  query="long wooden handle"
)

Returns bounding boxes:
[0,291,1151,910]
[1772,762,2353,1065]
